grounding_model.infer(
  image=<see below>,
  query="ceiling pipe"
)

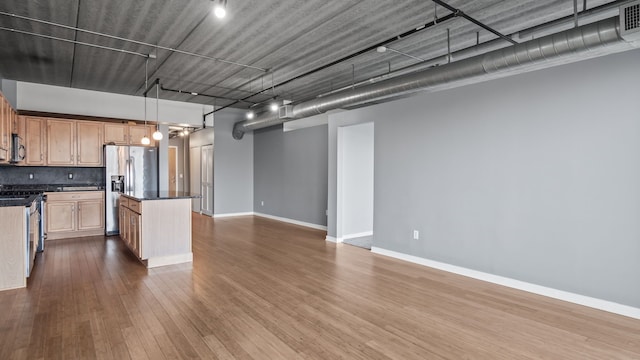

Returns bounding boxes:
[316,0,631,99]
[232,16,633,140]
[211,12,458,114]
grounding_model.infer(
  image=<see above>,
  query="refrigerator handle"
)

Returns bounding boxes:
[125,159,131,192]
[130,156,135,192]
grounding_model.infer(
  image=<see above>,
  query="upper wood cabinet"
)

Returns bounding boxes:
[0,97,10,164]
[76,121,103,166]
[15,116,156,167]
[104,123,128,145]
[128,124,155,146]
[22,116,47,166]
[105,123,155,146]
[47,119,104,167]
[47,119,76,166]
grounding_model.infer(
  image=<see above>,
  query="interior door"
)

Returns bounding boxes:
[190,146,201,213]
[201,145,214,216]
[168,146,177,193]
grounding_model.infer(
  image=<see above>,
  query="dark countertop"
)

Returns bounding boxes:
[0,184,105,193]
[121,191,201,201]
[0,194,42,208]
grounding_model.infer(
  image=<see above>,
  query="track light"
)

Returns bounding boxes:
[213,0,227,18]
[246,111,254,120]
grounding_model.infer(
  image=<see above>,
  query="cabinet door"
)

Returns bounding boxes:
[0,99,7,164]
[1,99,7,150]
[77,199,104,231]
[76,121,103,166]
[130,211,141,257]
[24,117,46,166]
[47,201,76,233]
[104,123,128,145]
[118,205,126,239]
[128,125,154,146]
[47,119,75,165]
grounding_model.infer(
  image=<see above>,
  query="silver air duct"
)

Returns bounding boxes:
[233,16,636,140]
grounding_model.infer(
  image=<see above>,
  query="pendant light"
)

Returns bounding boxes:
[141,58,151,145]
[152,83,163,141]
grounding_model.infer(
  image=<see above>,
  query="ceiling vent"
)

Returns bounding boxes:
[279,105,293,119]
[620,1,640,41]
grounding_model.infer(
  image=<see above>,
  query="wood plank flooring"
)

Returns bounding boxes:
[1,213,639,359]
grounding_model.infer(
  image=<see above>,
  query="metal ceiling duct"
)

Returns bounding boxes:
[232,16,635,139]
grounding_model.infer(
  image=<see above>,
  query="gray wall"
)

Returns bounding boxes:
[329,49,640,307]
[254,124,328,226]
[213,109,254,214]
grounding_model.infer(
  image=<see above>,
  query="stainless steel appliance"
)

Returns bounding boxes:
[104,145,158,235]
[10,134,25,163]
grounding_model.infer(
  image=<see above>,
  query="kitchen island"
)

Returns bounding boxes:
[119,191,198,268]
[0,194,42,291]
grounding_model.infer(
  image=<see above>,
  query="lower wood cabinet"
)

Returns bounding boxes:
[119,197,142,258]
[46,191,105,240]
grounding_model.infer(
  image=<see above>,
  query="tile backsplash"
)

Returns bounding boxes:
[0,166,104,185]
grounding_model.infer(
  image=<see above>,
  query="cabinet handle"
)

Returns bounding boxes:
[40,154,43,161]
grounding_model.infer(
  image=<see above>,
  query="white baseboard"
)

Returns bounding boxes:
[325,236,340,243]
[213,212,255,218]
[342,231,373,240]
[254,212,327,231]
[371,247,640,320]
[146,253,193,269]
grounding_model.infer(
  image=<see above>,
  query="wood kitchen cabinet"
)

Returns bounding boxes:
[46,191,105,240]
[105,123,154,146]
[119,198,142,258]
[128,124,155,146]
[20,116,47,166]
[104,123,128,145]
[47,119,75,165]
[47,119,103,166]
[0,96,10,164]
[76,121,103,166]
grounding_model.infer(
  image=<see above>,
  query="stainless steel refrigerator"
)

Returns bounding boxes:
[104,145,158,235]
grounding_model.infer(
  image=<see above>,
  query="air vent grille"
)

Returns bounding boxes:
[620,1,640,41]
[624,3,640,31]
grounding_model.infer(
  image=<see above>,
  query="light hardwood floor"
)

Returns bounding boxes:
[1,213,639,359]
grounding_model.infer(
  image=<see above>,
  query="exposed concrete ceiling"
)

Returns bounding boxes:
[0,0,622,110]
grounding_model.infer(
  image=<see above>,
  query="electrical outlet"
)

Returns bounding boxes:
[68,173,73,179]
[261,201,264,206]
[413,230,419,240]
[29,173,34,180]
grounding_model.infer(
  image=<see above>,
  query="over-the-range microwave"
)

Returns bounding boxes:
[10,134,25,163]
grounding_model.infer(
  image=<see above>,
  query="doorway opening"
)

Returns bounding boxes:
[168,146,178,194]
[337,122,374,249]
